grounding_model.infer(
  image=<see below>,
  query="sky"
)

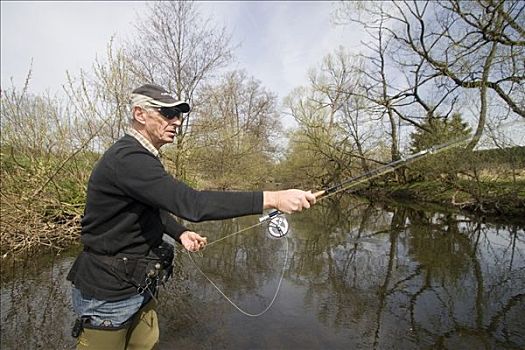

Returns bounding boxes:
[0,1,362,102]
[2,1,522,144]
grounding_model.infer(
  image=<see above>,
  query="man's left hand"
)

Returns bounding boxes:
[180,231,207,252]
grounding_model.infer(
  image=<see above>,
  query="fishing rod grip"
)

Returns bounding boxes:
[313,190,326,198]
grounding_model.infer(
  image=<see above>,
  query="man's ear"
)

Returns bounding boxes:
[132,106,147,125]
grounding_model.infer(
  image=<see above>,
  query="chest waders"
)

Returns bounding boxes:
[75,298,159,350]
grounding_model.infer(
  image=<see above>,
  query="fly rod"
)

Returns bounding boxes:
[259,135,471,224]
[192,135,471,315]
[187,122,519,317]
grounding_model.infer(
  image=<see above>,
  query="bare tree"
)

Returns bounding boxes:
[63,38,136,152]
[283,49,375,188]
[309,49,382,175]
[187,70,280,188]
[335,0,525,151]
[335,2,461,164]
[127,1,234,179]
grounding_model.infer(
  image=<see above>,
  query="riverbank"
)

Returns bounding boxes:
[357,179,525,223]
[2,176,523,257]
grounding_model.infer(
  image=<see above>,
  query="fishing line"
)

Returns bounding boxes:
[183,119,521,316]
[204,221,265,249]
[202,208,288,250]
[185,236,289,317]
[184,214,289,316]
[183,136,469,316]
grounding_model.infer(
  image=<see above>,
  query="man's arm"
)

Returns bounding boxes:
[160,210,188,243]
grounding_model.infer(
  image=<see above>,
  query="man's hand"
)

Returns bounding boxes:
[263,189,316,214]
[180,231,207,252]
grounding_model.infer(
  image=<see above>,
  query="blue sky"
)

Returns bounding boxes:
[4,1,520,143]
[1,1,361,100]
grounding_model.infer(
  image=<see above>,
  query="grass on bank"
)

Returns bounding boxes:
[2,143,524,256]
[369,176,525,218]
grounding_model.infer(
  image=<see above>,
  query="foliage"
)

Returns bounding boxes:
[407,113,472,181]
[277,130,334,189]
[409,113,472,152]
[186,70,280,189]
[281,49,387,189]
[2,1,524,256]
[0,87,97,253]
[473,146,525,169]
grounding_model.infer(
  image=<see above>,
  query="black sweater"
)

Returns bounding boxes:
[67,135,263,300]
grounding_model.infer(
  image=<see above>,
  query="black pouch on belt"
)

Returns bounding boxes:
[150,241,174,283]
[110,242,175,293]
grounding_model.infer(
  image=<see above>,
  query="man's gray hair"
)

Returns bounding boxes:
[129,96,155,124]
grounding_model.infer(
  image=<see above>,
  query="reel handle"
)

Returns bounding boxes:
[259,209,282,222]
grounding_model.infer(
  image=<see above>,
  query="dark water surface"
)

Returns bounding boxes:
[1,198,524,349]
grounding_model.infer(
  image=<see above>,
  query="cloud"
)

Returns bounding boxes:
[1,1,147,94]
[213,1,362,100]
[1,1,361,101]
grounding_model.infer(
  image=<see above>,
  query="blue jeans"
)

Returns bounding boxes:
[72,287,151,328]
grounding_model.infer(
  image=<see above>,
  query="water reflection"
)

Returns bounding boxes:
[1,249,79,349]
[1,198,524,349]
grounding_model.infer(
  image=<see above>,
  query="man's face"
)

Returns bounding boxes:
[142,107,183,149]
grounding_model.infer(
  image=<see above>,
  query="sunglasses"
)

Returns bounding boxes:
[154,107,183,120]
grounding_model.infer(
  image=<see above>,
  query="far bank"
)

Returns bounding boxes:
[356,178,525,223]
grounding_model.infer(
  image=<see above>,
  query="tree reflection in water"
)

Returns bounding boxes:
[286,197,524,349]
[1,197,523,349]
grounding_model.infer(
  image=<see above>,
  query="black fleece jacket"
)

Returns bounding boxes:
[67,134,263,300]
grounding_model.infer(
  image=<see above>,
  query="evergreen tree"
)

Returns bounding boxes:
[410,113,472,153]
[408,114,472,181]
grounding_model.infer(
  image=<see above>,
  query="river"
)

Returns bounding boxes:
[1,197,524,349]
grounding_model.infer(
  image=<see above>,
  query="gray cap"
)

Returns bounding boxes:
[130,84,190,112]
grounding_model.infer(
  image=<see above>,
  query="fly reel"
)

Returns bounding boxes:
[267,215,289,239]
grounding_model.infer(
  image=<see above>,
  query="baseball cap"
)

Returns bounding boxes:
[130,84,190,113]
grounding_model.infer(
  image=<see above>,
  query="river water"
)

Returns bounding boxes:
[1,197,524,349]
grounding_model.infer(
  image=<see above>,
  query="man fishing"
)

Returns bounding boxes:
[67,83,316,349]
